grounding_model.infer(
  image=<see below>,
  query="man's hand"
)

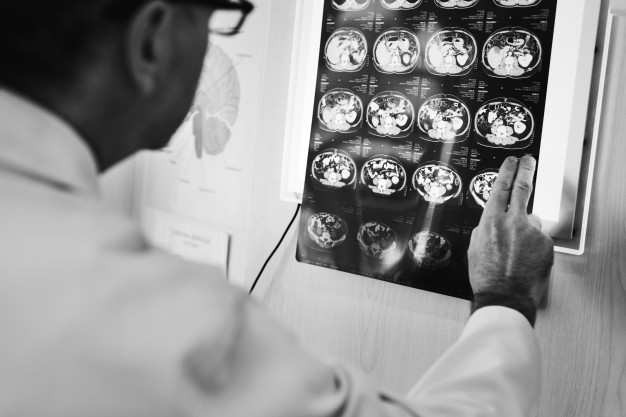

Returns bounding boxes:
[468,155,554,326]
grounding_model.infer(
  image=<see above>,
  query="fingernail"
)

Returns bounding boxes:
[507,156,519,164]
[521,155,537,167]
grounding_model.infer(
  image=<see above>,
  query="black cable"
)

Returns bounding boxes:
[249,204,301,295]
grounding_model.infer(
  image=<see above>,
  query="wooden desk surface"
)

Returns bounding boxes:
[245,2,626,416]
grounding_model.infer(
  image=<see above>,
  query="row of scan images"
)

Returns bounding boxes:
[311,150,498,207]
[327,27,542,78]
[307,214,455,271]
[332,0,541,12]
[319,91,534,149]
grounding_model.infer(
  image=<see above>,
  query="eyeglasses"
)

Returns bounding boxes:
[207,0,253,36]
[103,0,254,36]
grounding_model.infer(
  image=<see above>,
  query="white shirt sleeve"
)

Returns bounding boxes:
[405,306,542,417]
[185,297,541,417]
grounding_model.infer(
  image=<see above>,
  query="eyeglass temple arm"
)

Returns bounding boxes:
[209,0,254,12]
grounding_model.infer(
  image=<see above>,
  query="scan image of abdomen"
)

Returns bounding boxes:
[190,43,241,157]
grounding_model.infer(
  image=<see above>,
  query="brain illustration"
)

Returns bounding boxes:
[191,43,241,157]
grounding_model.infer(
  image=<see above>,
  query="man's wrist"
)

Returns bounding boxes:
[471,290,538,327]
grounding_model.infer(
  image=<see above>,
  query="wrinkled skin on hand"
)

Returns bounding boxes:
[468,155,554,324]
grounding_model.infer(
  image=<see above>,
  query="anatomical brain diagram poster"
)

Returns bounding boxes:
[144,28,263,231]
[191,44,242,158]
[296,0,558,299]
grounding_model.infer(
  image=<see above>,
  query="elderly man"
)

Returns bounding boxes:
[0,1,553,416]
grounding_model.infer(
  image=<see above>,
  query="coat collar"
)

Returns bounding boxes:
[0,89,99,198]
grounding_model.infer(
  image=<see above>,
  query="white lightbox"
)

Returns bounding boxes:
[280,0,603,254]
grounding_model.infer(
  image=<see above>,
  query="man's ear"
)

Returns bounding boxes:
[126,1,173,94]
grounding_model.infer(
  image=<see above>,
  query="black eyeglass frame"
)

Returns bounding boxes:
[205,0,254,35]
[103,0,254,36]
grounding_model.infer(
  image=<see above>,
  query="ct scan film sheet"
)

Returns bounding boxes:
[296,0,558,300]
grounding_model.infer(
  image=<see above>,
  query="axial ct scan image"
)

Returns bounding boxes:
[483,28,542,78]
[307,213,349,250]
[357,222,398,260]
[366,92,415,138]
[468,170,499,208]
[494,0,542,6]
[380,0,423,10]
[373,29,420,74]
[361,156,407,197]
[425,28,477,76]
[412,162,463,205]
[475,98,535,148]
[332,0,372,11]
[325,28,368,72]
[318,89,363,133]
[435,0,479,8]
[311,149,358,190]
[408,231,453,271]
[417,94,471,143]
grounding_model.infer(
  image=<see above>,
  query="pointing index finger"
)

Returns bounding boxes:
[510,155,537,213]
[484,156,519,217]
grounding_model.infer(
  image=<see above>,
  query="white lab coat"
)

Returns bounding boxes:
[0,89,540,417]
